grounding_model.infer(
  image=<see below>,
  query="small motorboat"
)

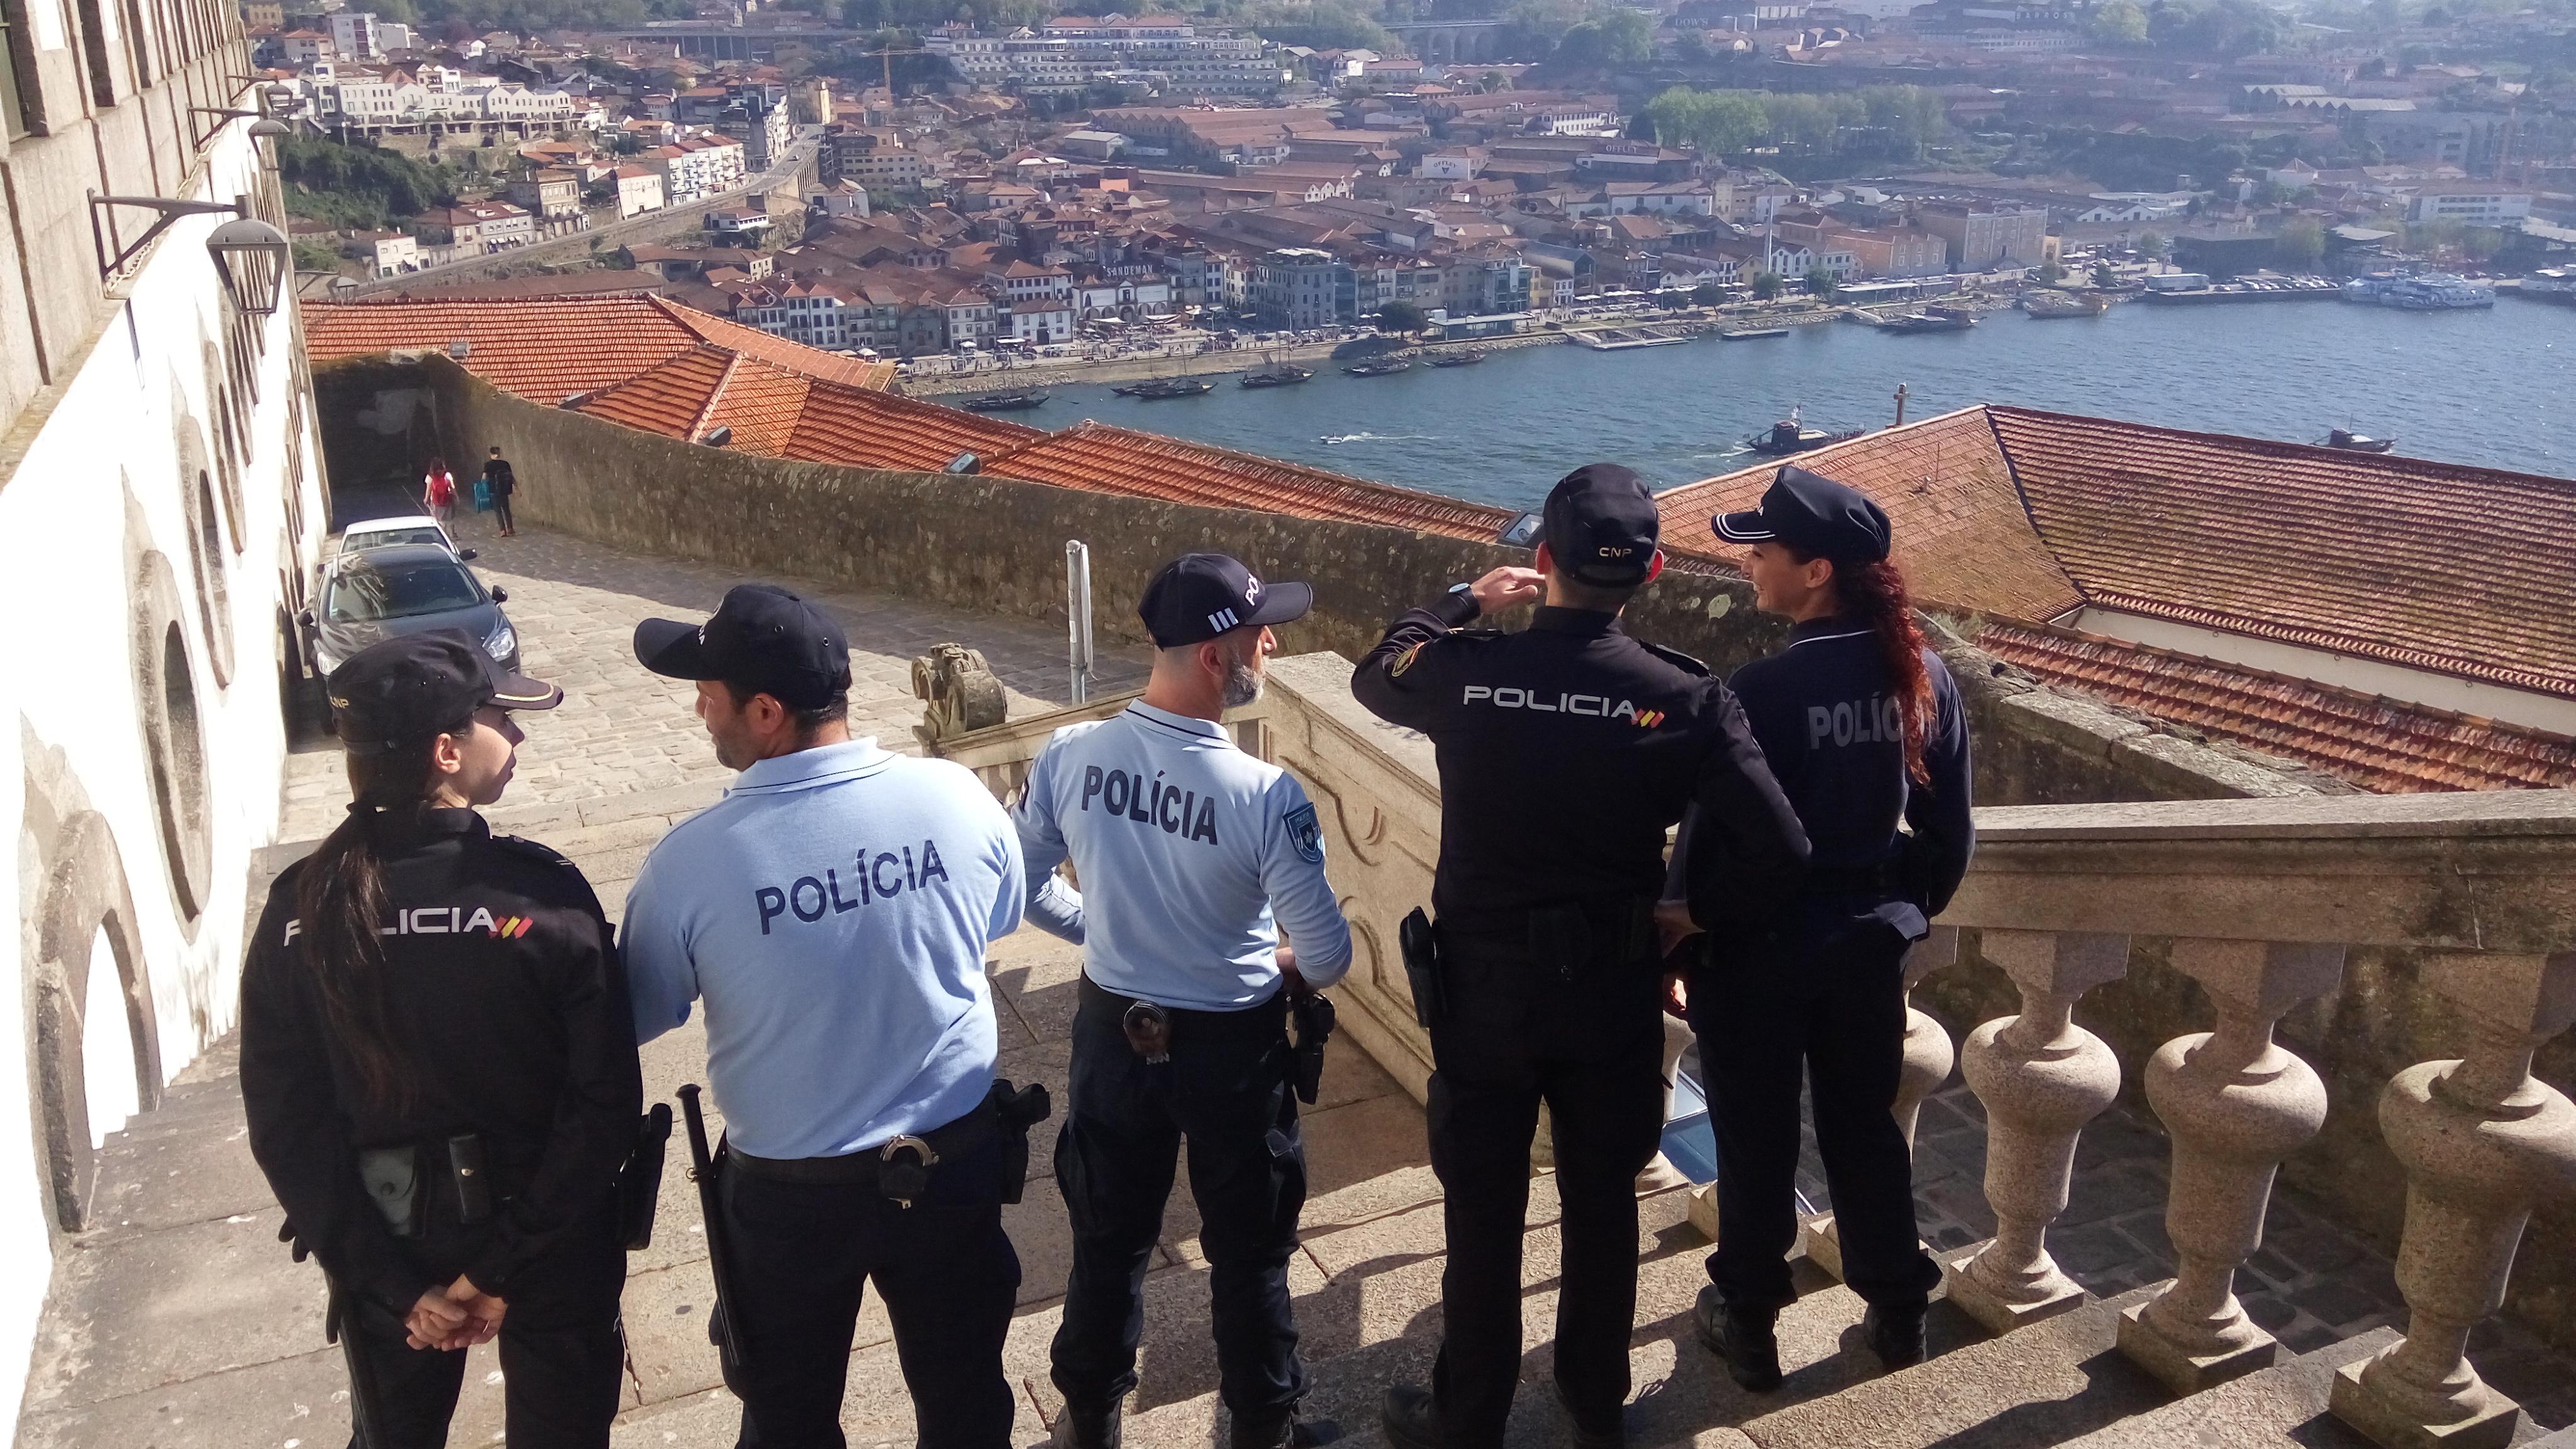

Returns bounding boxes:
[2020,291,2109,318]
[1343,357,1413,377]
[1113,377,1214,399]
[1743,406,1862,455]
[1424,349,1487,367]
[958,387,1050,411]
[1718,326,1790,340]
[2324,428,2397,453]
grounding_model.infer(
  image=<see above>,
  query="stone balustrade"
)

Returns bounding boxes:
[926,658,2576,1436]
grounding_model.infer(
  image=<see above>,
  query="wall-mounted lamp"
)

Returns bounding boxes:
[88,193,291,317]
[190,106,292,150]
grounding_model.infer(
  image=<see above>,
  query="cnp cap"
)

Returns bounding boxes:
[1138,553,1312,648]
[1713,464,1892,564]
[328,631,561,755]
[633,583,850,709]
[1541,463,1660,586]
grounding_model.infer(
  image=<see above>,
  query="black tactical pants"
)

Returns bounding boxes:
[719,1136,1023,1449]
[337,1210,626,1449]
[1052,976,1308,1424]
[1690,901,1943,1315]
[1426,908,1666,1449]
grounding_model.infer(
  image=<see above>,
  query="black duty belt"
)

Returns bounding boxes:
[729,1104,999,1191]
[1079,974,1288,1045]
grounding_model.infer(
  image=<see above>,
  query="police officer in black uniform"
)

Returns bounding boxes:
[1352,464,1810,1449]
[242,633,644,1449]
[1677,465,1974,1391]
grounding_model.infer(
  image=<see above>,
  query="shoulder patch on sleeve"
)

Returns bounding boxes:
[1282,802,1324,864]
[1389,640,1426,677]
[1641,641,1711,677]
[491,834,578,869]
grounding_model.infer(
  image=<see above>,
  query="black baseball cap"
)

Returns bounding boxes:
[1138,553,1312,648]
[1713,464,1893,564]
[328,631,561,755]
[1540,463,1660,586]
[634,584,851,709]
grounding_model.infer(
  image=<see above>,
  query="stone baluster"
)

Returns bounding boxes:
[2116,939,2345,1394]
[2330,951,2576,1449]
[1802,926,1961,1279]
[1639,1009,1697,1194]
[1946,929,2131,1333]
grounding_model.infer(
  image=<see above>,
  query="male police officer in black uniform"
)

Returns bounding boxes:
[1680,466,1974,1390]
[242,634,644,1449]
[1352,465,1810,1449]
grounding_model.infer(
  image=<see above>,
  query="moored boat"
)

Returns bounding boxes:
[1718,326,1790,340]
[1112,376,1214,399]
[2021,291,2109,318]
[1424,349,1487,367]
[1238,364,1313,388]
[1343,357,1413,377]
[958,387,1050,411]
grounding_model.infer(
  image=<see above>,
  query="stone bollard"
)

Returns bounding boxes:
[1946,929,2130,1334]
[1802,926,1961,1279]
[2118,939,2345,1394]
[2330,951,2576,1449]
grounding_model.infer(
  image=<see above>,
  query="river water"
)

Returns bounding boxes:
[993,297,2575,513]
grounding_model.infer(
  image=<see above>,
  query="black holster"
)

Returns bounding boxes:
[1399,906,1445,1028]
[990,1078,1052,1205]
[1291,991,1336,1105]
[616,1104,673,1250]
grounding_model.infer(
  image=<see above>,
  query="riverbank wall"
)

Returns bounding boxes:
[902,331,1562,397]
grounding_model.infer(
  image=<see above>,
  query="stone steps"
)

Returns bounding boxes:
[2053,1328,2395,1449]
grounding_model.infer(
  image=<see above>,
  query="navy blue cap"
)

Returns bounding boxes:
[1713,464,1892,563]
[329,631,560,755]
[1138,553,1311,648]
[634,584,851,709]
[1541,463,1659,586]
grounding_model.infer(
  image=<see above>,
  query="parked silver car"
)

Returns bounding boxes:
[303,543,521,677]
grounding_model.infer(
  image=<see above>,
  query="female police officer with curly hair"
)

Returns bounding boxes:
[241,633,643,1448]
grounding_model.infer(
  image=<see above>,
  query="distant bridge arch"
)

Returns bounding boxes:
[1382,19,1513,65]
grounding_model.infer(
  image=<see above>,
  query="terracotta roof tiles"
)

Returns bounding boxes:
[1988,406,2576,700]
[784,380,1046,474]
[1981,623,2576,793]
[1655,408,2085,623]
[569,345,736,441]
[980,421,1519,540]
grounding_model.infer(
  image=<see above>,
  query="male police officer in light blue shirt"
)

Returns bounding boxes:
[619,584,1030,1449]
[1016,553,1352,1449]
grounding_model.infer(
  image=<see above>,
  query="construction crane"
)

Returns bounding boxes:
[855,43,927,98]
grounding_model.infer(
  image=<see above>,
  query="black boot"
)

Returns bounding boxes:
[1692,1285,1784,1392]
[1053,1397,1123,1449]
[1381,1384,1441,1449]
[1862,1301,1928,1370]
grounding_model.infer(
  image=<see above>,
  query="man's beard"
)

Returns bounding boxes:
[1221,657,1263,708]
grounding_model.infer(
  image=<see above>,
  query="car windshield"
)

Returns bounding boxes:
[347,526,447,550]
[326,558,484,622]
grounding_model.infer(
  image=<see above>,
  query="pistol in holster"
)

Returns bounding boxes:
[989,1078,1052,1206]
[1291,990,1336,1106]
[1399,906,1445,1029]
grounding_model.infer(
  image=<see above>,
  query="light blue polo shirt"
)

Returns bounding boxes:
[621,738,1024,1160]
[1014,701,1352,1011]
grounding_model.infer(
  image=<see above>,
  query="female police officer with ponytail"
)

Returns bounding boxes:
[242,633,643,1448]
[1670,465,1975,1394]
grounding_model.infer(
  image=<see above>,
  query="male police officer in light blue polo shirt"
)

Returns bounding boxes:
[619,584,1030,1449]
[1016,553,1352,1449]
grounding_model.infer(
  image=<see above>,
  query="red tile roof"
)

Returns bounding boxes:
[784,380,1045,474]
[980,421,1519,540]
[1656,408,2085,623]
[570,344,735,440]
[306,296,898,400]
[1981,623,2576,793]
[1987,406,2576,701]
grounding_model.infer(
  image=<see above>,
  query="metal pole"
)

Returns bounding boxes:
[1065,540,1094,705]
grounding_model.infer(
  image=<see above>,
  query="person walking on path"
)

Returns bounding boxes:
[1014,553,1353,1449]
[421,457,458,530]
[241,633,643,1449]
[482,447,519,537]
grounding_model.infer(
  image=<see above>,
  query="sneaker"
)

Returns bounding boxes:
[1862,1302,1928,1370]
[1550,1377,1626,1449]
[1380,1384,1440,1449]
[1692,1285,1784,1392]
[1053,1397,1123,1449]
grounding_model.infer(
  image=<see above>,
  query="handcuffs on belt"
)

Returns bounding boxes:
[878,1134,939,1209]
[1123,1000,1173,1064]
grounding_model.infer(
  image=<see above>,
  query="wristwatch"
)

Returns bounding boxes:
[1435,580,1481,627]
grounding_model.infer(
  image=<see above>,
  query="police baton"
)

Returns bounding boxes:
[677,1084,750,1382]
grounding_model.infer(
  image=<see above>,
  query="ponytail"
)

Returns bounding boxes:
[292,743,439,1113]
[1835,558,1936,786]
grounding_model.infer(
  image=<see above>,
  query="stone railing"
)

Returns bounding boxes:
[931,658,2576,1446]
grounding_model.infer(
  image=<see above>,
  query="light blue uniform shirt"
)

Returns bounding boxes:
[621,739,1024,1160]
[1015,701,1352,1011]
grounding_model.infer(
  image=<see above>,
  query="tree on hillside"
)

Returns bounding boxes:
[1643,87,1769,156]
[1691,282,1723,306]
[1378,301,1429,335]
[2275,214,2325,269]
[1549,8,1653,67]
[2090,0,2148,44]
[1750,269,1784,300]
